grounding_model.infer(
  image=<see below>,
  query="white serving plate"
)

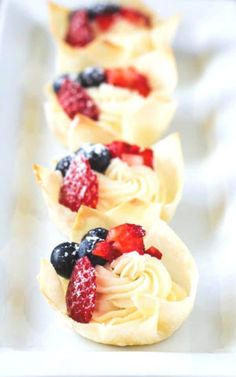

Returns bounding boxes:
[0,0,236,375]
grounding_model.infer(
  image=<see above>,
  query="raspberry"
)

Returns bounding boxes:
[95,12,120,31]
[106,224,145,255]
[59,154,98,212]
[57,79,100,120]
[106,67,151,97]
[66,10,94,47]
[145,246,162,260]
[106,141,140,158]
[66,257,96,323]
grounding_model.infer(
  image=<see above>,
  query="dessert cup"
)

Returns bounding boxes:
[48,0,180,73]
[45,51,177,148]
[39,209,198,346]
[33,133,183,236]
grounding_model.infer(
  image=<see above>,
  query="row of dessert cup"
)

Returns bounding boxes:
[34,0,198,347]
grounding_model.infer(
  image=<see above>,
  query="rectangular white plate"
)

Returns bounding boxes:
[1,0,236,376]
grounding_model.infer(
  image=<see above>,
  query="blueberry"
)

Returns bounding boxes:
[77,236,106,266]
[76,143,111,173]
[50,242,79,279]
[87,3,120,19]
[55,155,73,177]
[53,74,69,93]
[82,227,108,241]
[79,67,106,88]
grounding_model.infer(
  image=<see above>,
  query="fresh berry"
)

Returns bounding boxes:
[107,141,140,158]
[66,10,94,47]
[53,74,69,93]
[92,240,120,262]
[55,155,73,177]
[79,67,106,88]
[120,7,150,27]
[139,148,154,169]
[82,227,108,241]
[145,246,162,260]
[94,12,120,31]
[106,67,151,97]
[59,154,98,212]
[66,257,96,323]
[50,242,79,279]
[77,143,111,173]
[57,79,100,120]
[87,3,120,19]
[107,141,154,169]
[77,236,107,266]
[106,223,145,254]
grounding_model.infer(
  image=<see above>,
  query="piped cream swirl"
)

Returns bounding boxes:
[97,158,160,211]
[93,252,186,325]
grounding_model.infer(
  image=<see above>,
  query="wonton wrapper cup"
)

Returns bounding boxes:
[39,210,198,346]
[45,48,177,149]
[48,0,180,73]
[33,133,183,237]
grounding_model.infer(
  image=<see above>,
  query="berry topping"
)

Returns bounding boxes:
[107,141,154,169]
[59,154,98,212]
[145,246,162,260]
[50,242,79,279]
[107,223,145,255]
[92,240,120,262]
[87,3,121,19]
[77,235,107,266]
[65,10,94,47]
[120,7,150,27]
[57,79,100,120]
[106,67,151,97]
[55,155,73,177]
[66,257,96,323]
[82,227,108,241]
[79,67,106,88]
[76,143,111,173]
[53,74,69,93]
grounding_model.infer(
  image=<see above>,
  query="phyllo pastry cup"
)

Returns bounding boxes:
[45,52,177,148]
[48,0,180,73]
[33,134,183,237]
[39,209,198,346]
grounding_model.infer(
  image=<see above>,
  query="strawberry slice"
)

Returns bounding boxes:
[92,240,121,262]
[106,67,151,97]
[145,246,162,260]
[66,257,96,323]
[107,141,154,169]
[120,7,150,27]
[65,10,94,47]
[106,224,145,255]
[95,12,120,31]
[57,79,100,120]
[106,141,140,158]
[59,154,98,212]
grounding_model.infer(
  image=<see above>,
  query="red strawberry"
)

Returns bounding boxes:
[66,257,96,323]
[106,67,151,97]
[139,148,154,169]
[107,141,140,158]
[107,141,154,169]
[120,7,150,27]
[92,240,121,262]
[145,246,162,260]
[106,224,145,255]
[65,10,94,47]
[59,154,98,212]
[57,79,100,120]
[95,12,120,31]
